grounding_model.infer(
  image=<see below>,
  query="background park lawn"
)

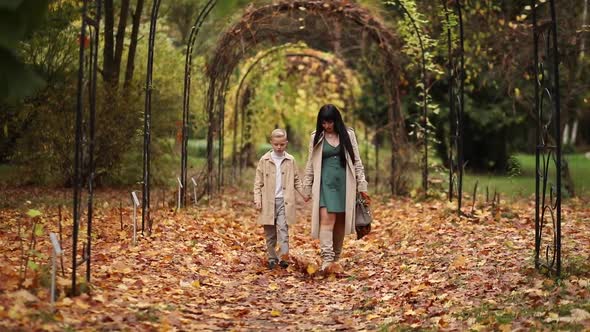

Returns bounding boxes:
[462,153,590,198]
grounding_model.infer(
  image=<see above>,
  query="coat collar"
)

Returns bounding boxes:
[261,150,294,161]
[311,128,354,149]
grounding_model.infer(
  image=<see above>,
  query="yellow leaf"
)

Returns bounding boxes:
[469,323,487,331]
[74,299,89,309]
[306,263,317,275]
[498,324,512,332]
[93,294,106,303]
[452,255,466,268]
[192,280,201,288]
[268,283,279,291]
[270,309,281,317]
[57,277,70,287]
[410,283,426,293]
[404,309,417,316]
[158,321,173,332]
[210,312,233,319]
[58,297,73,307]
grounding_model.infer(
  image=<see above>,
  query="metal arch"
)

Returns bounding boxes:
[180,0,217,208]
[142,0,162,235]
[389,0,429,193]
[533,0,562,276]
[230,44,308,181]
[442,0,465,215]
[230,48,357,182]
[456,0,465,215]
[217,85,228,191]
[442,0,455,202]
[72,0,101,295]
[86,0,101,284]
[238,53,356,162]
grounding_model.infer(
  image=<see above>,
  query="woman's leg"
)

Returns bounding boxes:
[319,207,336,269]
[333,213,345,262]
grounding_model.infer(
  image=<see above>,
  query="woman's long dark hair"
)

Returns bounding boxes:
[313,104,355,167]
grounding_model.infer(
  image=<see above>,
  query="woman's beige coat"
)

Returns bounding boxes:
[253,151,304,226]
[303,128,368,239]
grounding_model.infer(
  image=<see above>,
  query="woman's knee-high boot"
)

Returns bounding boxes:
[319,229,334,270]
[333,220,345,262]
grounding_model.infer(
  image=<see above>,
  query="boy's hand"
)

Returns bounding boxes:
[254,201,262,210]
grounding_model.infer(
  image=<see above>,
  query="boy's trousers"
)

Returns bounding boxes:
[263,198,288,261]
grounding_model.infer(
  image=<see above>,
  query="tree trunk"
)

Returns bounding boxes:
[113,0,131,87]
[103,0,115,84]
[124,0,145,90]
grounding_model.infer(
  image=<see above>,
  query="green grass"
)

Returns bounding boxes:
[0,164,18,185]
[2,147,589,199]
[461,153,590,198]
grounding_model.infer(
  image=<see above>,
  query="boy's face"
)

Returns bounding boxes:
[270,136,288,154]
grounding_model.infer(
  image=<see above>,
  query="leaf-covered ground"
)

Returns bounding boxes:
[1,188,589,331]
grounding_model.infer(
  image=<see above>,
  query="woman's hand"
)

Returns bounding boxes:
[359,192,371,205]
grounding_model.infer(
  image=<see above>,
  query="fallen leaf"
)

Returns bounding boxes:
[210,312,233,319]
[560,309,590,323]
[451,255,466,268]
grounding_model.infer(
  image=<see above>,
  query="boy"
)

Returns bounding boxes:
[253,129,308,269]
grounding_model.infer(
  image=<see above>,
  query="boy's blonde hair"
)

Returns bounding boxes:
[270,128,287,140]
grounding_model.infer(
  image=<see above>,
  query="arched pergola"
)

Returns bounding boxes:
[70,0,564,294]
[229,44,360,183]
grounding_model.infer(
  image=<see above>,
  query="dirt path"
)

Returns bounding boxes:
[1,189,589,330]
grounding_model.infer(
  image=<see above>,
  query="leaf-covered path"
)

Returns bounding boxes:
[1,188,589,331]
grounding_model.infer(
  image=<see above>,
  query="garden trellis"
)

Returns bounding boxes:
[71,0,564,294]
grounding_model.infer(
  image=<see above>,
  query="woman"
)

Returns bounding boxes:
[303,104,370,270]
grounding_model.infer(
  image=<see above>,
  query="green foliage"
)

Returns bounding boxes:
[105,21,195,186]
[8,79,78,185]
[26,209,42,218]
[226,44,362,157]
[0,0,49,101]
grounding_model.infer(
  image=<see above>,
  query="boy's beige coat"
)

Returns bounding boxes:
[253,151,304,225]
[303,129,368,239]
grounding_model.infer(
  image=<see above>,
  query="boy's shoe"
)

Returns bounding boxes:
[279,260,289,269]
[268,260,278,270]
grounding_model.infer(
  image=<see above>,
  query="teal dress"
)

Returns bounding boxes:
[319,139,346,212]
